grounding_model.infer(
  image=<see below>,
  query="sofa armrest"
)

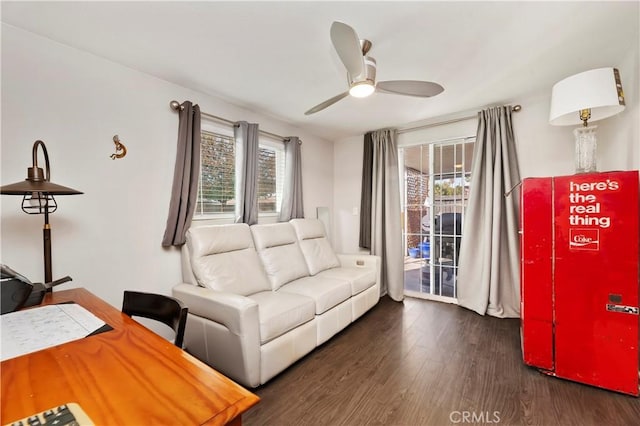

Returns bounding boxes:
[337,253,381,287]
[172,283,259,336]
[337,253,380,270]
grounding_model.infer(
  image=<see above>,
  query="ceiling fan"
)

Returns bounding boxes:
[305,21,444,115]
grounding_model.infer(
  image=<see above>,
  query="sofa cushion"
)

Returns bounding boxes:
[186,224,272,296]
[251,223,309,290]
[279,276,352,315]
[247,291,315,344]
[318,267,377,296]
[290,219,340,275]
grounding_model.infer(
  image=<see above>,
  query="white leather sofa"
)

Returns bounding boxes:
[172,218,380,388]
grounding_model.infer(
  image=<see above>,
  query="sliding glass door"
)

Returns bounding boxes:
[400,138,474,302]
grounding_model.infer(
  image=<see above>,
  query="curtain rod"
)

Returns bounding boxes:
[169,100,287,142]
[397,104,522,135]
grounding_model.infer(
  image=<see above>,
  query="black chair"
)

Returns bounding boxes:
[122,291,188,348]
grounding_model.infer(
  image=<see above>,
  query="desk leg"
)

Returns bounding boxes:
[228,416,243,426]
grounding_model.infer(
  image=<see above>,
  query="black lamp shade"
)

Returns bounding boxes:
[0,140,82,196]
[0,179,82,196]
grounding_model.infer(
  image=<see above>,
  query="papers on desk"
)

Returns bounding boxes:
[1,303,106,361]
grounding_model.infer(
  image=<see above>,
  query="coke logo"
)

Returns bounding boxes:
[569,228,599,250]
[572,235,592,243]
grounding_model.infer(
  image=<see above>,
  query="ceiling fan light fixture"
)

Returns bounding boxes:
[349,81,375,98]
[304,22,444,115]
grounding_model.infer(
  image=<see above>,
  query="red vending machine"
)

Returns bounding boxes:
[520,170,639,396]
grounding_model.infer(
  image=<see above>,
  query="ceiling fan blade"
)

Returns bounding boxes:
[304,92,349,115]
[330,21,364,77]
[376,80,444,98]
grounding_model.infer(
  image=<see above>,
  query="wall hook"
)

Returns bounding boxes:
[110,135,127,160]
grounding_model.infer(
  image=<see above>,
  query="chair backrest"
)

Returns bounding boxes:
[122,291,188,348]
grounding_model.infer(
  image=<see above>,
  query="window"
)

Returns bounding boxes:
[194,130,284,218]
[196,131,235,215]
[257,141,285,213]
[400,137,474,300]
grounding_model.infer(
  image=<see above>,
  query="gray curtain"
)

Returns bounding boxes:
[370,129,404,301]
[234,121,259,225]
[457,106,521,318]
[359,132,373,249]
[278,137,304,221]
[162,101,201,247]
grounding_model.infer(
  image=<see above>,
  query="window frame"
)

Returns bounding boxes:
[193,121,285,221]
[399,135,475,301]
[256,136,285,218]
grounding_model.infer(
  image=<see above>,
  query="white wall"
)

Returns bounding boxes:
[0,24,334,309]
[599,40,640,171]
[332,135,365,255]
[333,45,639,253]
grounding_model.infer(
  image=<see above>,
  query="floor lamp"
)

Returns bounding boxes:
[1,140,82,286]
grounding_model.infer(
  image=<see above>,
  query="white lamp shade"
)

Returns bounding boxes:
[549,67,625,126]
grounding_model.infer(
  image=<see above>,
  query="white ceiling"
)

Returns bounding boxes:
[2,1,638,141]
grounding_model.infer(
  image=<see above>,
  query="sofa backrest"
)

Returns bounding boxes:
[290,218,340,275]
[250,222,310,290]
[184,224,272,296]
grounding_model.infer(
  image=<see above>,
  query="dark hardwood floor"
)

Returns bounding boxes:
[243,296,640,426]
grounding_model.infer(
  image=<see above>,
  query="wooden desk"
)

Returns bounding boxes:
[1,288,259,425]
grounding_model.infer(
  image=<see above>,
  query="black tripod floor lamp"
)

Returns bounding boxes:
[1,140,82,285]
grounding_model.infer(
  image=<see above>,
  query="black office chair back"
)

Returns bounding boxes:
[122,291,188,348]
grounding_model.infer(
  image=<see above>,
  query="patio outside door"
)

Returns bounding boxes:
[400,138,474,302]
